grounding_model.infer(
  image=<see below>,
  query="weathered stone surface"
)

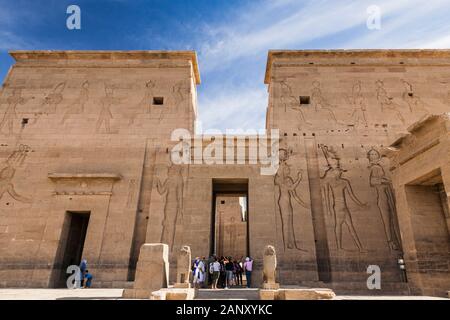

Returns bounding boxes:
[122,243,169,299]
[175,245,191,288]
[0,49,448,297]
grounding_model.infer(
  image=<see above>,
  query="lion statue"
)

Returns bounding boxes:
[263,245,277,285]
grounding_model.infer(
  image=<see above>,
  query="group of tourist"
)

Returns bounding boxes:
[191,256,253,289]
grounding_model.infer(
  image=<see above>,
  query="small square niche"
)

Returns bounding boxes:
[153,97,164,105]
[299,96,311,105]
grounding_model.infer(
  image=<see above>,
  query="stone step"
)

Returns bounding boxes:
[294,281,411,295]
[195,288,260,300]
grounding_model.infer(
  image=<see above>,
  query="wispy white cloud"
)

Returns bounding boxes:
[195,0,450,130]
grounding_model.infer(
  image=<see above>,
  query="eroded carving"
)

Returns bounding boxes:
[96,83,115,133]
[156,165,184,250]
[401,80,429,115]
[375,80,405,124]
[346,81,368,127]
[61,80,89,124]
[311,81,338,123]
[0,88,33,135]
[0,144,32,203]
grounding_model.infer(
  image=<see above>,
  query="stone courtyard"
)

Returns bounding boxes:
[0,49,449,298]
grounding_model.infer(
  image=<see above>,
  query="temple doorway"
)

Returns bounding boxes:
[211,179,249,259]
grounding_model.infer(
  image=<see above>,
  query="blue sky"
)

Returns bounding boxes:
[1,0,450,130]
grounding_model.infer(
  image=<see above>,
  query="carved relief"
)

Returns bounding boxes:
[320,145,367,252]
[42,82,65,115]
[346,81,368,127]
[224,216,237,255]
[0,88,33,135]
[141,80,156,114]
[401,80,429,115]
[274,148,308,251]
[311,81,338,123]
[126,179,137,208]
[280,80,311,125]
[367,148,401,251]
[96,83,115,133]
[61,80,89,124]
[172,80,186,113]
[0,144,32,203]
[375,80,405,124]
[156,164,184,250]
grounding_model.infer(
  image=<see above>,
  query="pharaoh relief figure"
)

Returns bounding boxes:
[61,80,89,124]
[311,80,338,124]
[141,80,156,114]
[274,148,309,251]
[375,80,405,124]
[367,148,401,251]
[346,81,368,127]
[96,83,124,134]
[0,88,33,135]
[401,80,429,116]
[320,145,367,253]
[156,164,184,250]
[0,144,32,203]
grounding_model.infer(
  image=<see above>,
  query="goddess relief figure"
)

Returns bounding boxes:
[367,148,401,251]
[274,149,309,251]
[156,165,184,250]
[0,89,33,135]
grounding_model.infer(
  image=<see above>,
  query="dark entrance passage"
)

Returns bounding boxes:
[50,211,90,288]
[211,179,249,259]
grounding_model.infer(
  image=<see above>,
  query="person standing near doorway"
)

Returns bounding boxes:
[243,257,253,288]
[211,258,221,289]
[224,257,234,289]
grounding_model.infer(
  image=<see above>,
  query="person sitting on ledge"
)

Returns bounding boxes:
[83,270,93,288]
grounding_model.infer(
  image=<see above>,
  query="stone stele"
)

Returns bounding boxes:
[174,245,191,288]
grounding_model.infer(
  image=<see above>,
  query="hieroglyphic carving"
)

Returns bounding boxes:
[0,144,32,203]
[346,81,368,127]
[61,80,89,124]
[274,148,309,251]
[320,145,367,252]
[375,80,405,124]
[142,80,156,114]
[156,165,184,250]
[0,88,33,135]
[311,81,338,123]
[401,80,429,115]
[367,148,401,251]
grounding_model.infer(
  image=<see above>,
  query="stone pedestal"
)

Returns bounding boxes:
[262,283,280,290]
[259,288,336,300]
[150,288,197,300]
[123,243,169,299]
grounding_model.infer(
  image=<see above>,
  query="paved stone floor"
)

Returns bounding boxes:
[0,289,447,300]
